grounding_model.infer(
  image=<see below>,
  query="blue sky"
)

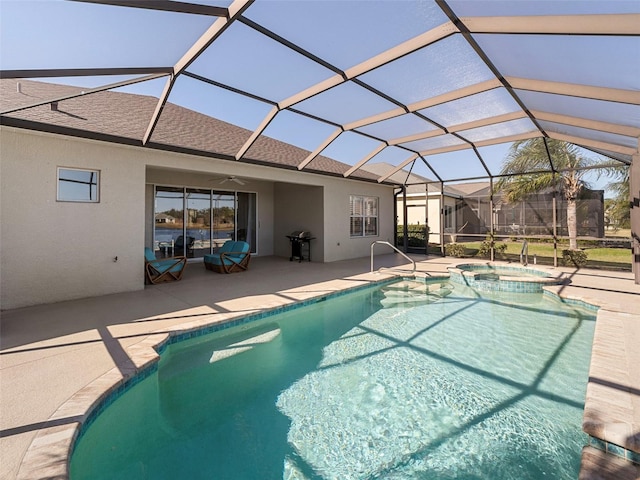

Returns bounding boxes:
[1,0,634,196]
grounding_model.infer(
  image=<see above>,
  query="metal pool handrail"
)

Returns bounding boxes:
[370,241,416,274]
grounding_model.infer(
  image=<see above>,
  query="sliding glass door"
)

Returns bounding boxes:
[212,192,235,250]
[153,186,256,259]
[186,189,211,259]
[237,192,257,253]
[154,187,184,258]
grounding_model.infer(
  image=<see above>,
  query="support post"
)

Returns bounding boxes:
[402,185,408,253]
[631,152,640,284]
[490,177,495,262]
[440,181,445,256]
[553,173,558,268]
[553,195,558,268]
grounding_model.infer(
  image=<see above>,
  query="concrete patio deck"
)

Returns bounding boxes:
[1,254,638,479]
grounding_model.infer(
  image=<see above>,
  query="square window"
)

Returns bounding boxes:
[57,168,100,202]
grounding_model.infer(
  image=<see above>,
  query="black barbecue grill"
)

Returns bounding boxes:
[286,231,315,262]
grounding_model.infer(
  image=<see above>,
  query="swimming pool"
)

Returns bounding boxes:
[70,279,596,479]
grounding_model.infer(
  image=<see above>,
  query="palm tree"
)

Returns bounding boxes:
[495,139,614,250]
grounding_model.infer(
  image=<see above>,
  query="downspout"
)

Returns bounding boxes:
[394,187,409,253]
[425,183,429,257]
[394,188,400,250]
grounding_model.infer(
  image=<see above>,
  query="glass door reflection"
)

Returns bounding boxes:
[154,187,184,259]
[237,192,257,253]
[186,189,211,259]
[212,192,235,250]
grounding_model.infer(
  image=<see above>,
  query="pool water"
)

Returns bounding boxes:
[70,280,596,480]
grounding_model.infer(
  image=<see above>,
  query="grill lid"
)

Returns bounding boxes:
[290,230,311,238]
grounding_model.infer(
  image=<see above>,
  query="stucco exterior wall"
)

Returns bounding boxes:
[274,184,324,260]
[323,179,396,262]
[1,128,146,309]
[1,126,397,308]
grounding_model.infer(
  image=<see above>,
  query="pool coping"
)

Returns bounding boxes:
[540,283,640,468]
[14,267,639,479]
[15,272,404,479]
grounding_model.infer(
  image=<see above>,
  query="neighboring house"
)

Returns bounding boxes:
[155,213,176,224]
[360,163,464,248]
[1,80,398,309]
[369,162,605,245]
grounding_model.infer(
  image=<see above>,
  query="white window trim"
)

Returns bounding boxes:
[350,195,379,238]
[444,205,453,230]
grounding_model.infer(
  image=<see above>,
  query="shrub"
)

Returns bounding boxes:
[397,224,430,248]
[478,235,507,258]
[562,249,588,267]
[445,243,466,257]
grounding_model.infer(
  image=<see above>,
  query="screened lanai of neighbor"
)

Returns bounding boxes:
[1,0,639,307]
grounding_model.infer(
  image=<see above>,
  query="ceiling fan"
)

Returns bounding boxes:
[210,175,248,186]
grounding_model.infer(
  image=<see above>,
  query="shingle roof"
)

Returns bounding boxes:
[0,79,383,183]
[358,162,431,184]
[360,162,467,196]
[448,181,491,196]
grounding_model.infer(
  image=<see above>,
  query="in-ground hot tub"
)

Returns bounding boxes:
[447,262,567,293]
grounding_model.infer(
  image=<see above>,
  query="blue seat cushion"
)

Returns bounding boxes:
[144,247,157,262]
[218,241,235,253]
[204,241,250,266]
[146,248,184,273]
[149,258,184,273]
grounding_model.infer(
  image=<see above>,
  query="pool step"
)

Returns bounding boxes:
[380,282,452,308]
[382,280,443,293]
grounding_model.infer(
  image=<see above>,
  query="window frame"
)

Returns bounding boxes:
[57,167,100,203]
[444,204,453,230]
[350,194,379,238]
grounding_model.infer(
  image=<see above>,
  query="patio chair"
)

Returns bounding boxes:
[174,235,195,258]
[144,247,187,284]
[203,241,251,274]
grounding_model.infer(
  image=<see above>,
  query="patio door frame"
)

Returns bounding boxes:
[153,184,258,261]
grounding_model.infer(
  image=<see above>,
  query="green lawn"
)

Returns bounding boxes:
[455,241,631,271]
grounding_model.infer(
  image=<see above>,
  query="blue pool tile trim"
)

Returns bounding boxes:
[71,275,402,453]
[72,362,158,451]
[447,263,569,294]
[589,436,640,465]
[449,270,547,293]
[456,263,550,278]
[159,276,403,350]
[542,290,601,313]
